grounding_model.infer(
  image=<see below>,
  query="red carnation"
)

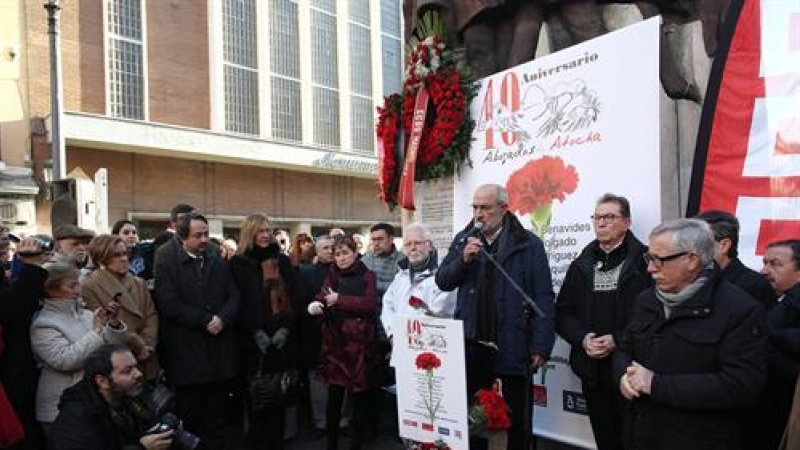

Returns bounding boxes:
[415,352,442,371]
[506,156,579,214]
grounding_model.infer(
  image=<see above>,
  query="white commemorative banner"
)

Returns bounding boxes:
[452,17,663,449]
[394,316,469,450]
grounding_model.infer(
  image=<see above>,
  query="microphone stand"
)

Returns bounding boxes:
[477,245,546,319]
[476,244,542,450]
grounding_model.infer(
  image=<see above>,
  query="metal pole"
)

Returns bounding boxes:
[45,0,66,180]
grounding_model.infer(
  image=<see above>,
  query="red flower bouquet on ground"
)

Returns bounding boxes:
[414,440,451,450]
[506,155,579,238]
[469,381,511,438]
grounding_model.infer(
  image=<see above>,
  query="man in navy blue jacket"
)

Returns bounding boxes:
[436,183,555,450]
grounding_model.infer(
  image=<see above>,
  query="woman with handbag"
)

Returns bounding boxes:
[308,234,379,450]
[81,234,160,381]
[229,214,297,450]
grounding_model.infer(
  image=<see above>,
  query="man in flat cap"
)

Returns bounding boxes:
[53,224,95,280]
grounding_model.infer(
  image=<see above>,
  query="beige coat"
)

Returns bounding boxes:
[782,376,800,450]
[30,298,126,423]
[81,269,159,380]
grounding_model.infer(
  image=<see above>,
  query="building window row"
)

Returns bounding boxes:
[106,0,401,153]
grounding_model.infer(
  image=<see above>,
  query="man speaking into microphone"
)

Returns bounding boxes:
[436,183,555,450]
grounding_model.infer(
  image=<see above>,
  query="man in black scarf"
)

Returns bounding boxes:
[437,184,555,450]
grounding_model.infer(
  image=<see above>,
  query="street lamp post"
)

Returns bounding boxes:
[45,0,66,181]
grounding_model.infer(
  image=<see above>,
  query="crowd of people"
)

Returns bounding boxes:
[0,184,798,450]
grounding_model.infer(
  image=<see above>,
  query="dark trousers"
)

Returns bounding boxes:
[470,374,532,450]
[584,360,625,450]
[326,385,372,450]
[175,379,234,450]
[247,406,285,450]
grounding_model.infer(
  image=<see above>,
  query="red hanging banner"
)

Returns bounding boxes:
[688,0,800,267]
[398,87,430,211]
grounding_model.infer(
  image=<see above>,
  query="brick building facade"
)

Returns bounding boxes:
[1,0,401,238]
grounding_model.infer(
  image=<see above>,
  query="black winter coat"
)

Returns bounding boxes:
[767,283,800,380]
[154,239,241,386]
[614,271,767,450]
[295,262,332,369]
[721,257,777,310]
[228,251,296,375]
[556,231,651,385]
[49,379,147,450]
[0,264,47,449]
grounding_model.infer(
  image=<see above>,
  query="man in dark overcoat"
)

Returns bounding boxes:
[615,218,767,450]
[436,183,555,450]
[556,193,651,450]
[154,213,240,450]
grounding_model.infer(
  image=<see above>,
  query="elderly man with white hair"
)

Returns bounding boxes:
[615,218,767,450]
[380,223,457,342]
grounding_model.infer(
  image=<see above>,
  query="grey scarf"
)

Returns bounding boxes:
[655,266,714,318]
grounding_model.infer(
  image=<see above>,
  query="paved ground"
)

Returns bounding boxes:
[280,395,581,450]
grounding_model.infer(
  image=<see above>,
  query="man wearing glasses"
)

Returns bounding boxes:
[556,193,651,450]
[437,183,555,450]
[381,223,457,341]
[615,218,767,450]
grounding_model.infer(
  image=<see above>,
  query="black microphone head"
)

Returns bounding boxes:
[473,221,485,232]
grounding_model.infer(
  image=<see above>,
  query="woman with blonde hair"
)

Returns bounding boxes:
[30,260,126,428]
[229,213,297,450]
[81,234,159,381]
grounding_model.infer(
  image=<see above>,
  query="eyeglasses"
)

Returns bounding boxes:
[643,251,690,268]
[591,214,623,223]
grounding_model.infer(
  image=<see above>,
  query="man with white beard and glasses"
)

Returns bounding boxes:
[381,223,457,342]
[49,344,173,450]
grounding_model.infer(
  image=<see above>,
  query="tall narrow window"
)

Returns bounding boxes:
[223,0,259,135]
[270,0,302,141]
[311,3,340,147]
[107,0,144,119]
[380,0,402,96]
[349,1,373,153]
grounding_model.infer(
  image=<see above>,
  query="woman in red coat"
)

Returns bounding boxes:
[308,235,378,450]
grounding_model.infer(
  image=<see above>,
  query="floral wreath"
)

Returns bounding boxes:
[376,12,477,209]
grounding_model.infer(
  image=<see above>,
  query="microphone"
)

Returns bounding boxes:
[460,221,485,244]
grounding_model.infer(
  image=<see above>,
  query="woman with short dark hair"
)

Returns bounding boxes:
[308,235,379,450]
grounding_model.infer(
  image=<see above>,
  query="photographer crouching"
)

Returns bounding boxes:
[48,344,177,450]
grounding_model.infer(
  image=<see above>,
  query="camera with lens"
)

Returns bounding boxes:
[147,412,200,450]
[136,384,200,450]
[16,234,54,258]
